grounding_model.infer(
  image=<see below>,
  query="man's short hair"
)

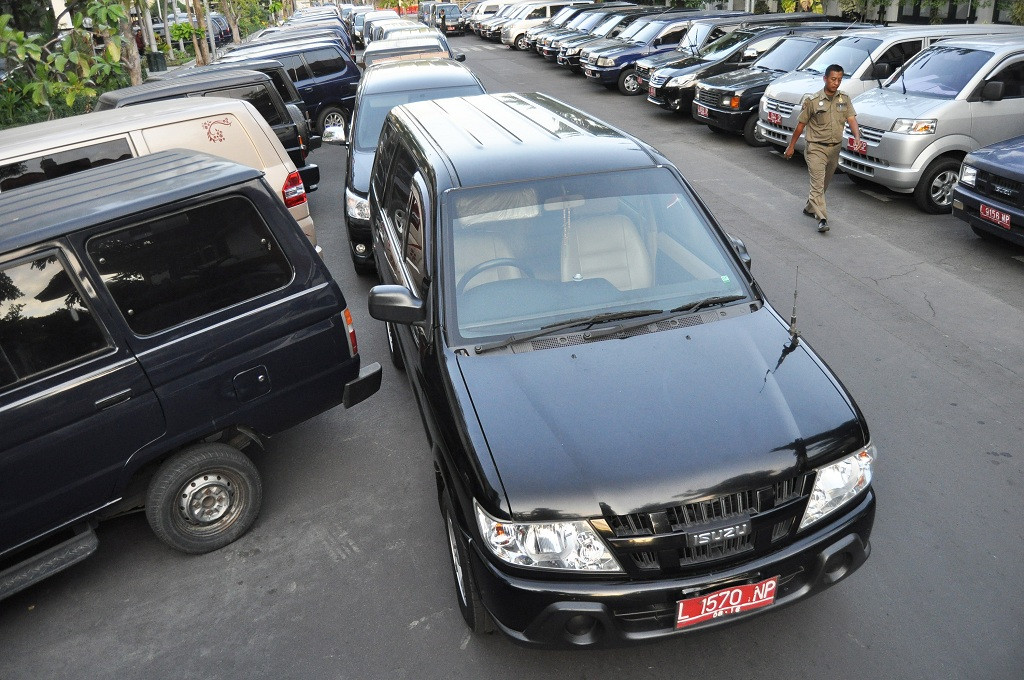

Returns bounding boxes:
[825,64,844,77]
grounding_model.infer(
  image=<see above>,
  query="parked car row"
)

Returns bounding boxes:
[477,3,1024,224]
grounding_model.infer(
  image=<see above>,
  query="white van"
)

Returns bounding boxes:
[839,35,1024,213]
[0,97,317,246]
[758,24,1024,153]
[500,1,588,50]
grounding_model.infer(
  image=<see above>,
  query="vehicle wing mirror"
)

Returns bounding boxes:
[871,62,891,79]
[728,234,752,269]
[322,125,347,146]
[981,80,1004,102]
[742,48,757,59]
[368,285,427,325]
[455,52,466,62]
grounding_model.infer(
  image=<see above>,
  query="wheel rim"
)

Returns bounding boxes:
[323,111,345,128]
[623,72,639,94]
[446,514,468,606]
[176,469,244,529]
[516,36,527,51]
[930,169,958,207]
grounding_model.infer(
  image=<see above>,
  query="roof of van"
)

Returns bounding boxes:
[823,23,1024,40]
[0,98,263,158]
[361,58,482,94]
[925,34,1024,50]
[96,69,272,108]
[391,92,660,188]
[219,38,343,59]
[1,150,262,252]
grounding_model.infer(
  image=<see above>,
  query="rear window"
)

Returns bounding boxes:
[87,196,293,335]
[0,252,109,389]
[0,139,133,193]
[200,84,284,125]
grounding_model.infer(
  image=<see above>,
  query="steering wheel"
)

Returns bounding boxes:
[456,258,534,295]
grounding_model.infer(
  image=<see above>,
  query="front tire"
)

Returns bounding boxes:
[386,322,405,371]
[617,68,641,96]
[914,157,961,214]
[743,114,769,147]
[317,106,348,135]
[514,34,528,51]
[444,495,494,634]
[145,444,262,554]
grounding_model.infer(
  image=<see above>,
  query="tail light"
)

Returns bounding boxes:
[342,308,359,357]
[298,134,308,161]
[282,170,307,208]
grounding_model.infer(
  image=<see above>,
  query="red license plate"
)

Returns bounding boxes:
[649,86,656,97]
[585,68,595,77]
[980,204,1012,229]
[847,137,868,155]
[676,576,779,629]
[697,104,709,118]
[767,111,782,126]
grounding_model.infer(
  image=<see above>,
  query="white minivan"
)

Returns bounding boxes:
[758,24,1024,154]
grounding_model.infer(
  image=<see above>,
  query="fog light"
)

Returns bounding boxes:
[564,614,596,636]
[354,243,367,255]
[952,198,963,210]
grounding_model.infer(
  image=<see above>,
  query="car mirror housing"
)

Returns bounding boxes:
[728,234,752,269]
[322,125,348,146]
[981,80,1004,102]
[368,285,427,325]
[455,52,466,62]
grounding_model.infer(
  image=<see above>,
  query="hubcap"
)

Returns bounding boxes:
[446,514,467,605]
[179,474,233,524]
[324,112,345,128]
[624,74,639,93]
[931,169,958,207]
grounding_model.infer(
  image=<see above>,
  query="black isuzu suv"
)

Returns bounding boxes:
[366,92,876,647]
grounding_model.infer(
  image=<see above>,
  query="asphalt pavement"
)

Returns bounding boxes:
[1,34,1022,680]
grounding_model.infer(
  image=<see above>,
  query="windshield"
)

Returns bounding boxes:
[752,36,820,73]
[800,36,882,75]
[617,18,654,42]
[550,6,579,25]
[444,168,749,341]
[354,84,484,150]
[677,23,712,52]
[593,15,626,36]
[575,12,609,33]
[630,21,668,45]
[888,46,992,98]
[698,28,758,61]
[436,5,461,18]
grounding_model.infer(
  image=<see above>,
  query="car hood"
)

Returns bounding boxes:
[965,134,1024,181]
[701,67,775,91]
[850,87,945,128]
[456,307,865,520]
[637,49,690,70]
[349,148,373,194]
[766,70,857,103]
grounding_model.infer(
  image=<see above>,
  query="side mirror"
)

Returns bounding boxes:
[368,285,427,325]
[322,125,347,146]
[981,80,1004,101]
[742,48,757,59]
[728,234,752,269]
[455,52,466,62]
[870,62,891,79]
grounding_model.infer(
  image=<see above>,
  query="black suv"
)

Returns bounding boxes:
[952,134,1024,246]
[0,151,381,600]
[366,92,876,647]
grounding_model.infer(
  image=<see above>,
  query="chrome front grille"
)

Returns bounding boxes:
[649,74,668,88]
[975,170,1024,207]
[764,97,795,116]
[696,88,723,107]
[846,123,884,144]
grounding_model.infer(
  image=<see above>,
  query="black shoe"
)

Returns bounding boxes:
[817,219,829,233]
[803,208,816,217]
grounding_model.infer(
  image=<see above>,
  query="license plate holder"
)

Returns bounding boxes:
[847,136,868,155]
[676,575,779,629]
[980,204,1012,229]
[649,86,656,97]
[767,111,782,126]
[697,104,709,118]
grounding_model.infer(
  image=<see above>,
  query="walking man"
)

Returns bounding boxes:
[784,64,861,233]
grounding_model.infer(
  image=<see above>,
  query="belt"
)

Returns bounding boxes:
[809,141,839,146]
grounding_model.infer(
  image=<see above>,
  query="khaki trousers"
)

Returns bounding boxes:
[804,141,841,221]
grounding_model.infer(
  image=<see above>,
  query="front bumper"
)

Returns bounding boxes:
[691,101,750,133]
[952,185,1024,247]
[759,97,801,150]
[582,63,619,85]
[344,213,372,267]
[646,83,694,112]
[466,490,875,648]
[839,132,933,193]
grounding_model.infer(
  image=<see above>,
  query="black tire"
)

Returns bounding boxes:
[443,495,494,634]
[514,34,528,51]
[913,156,961,214]
[386,321,405,371]
[145,443,262,554]
[350,247,376,276]
[743,114,769,147]
[317,106,348,135]
[617,68,641,96]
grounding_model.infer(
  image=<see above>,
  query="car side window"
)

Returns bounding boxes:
[989,60,1024,98]
[0,252,110,390]
[0,138,133,193]
[306,48,346,78]
[86,195,293,336]
[278,54,312,82]
[404,183,427,294]
[658,27,686,46]
[383,143,416,239]
[202,85,284,125]
[876,40,922,73]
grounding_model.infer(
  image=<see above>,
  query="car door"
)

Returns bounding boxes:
[303,46,360,119]
[971,57,1024,145]
[0,244,164,553]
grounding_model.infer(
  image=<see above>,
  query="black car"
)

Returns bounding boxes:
[327,58,484,274]
[366,92,876,647]
[0,151,381,600]
[692,29,847,145]
[645,21,848,115]
[952,134,1024,247]
[93,69,321,192]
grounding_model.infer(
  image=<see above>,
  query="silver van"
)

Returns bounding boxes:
[758,24,1024,154]
[839,35,1024,213]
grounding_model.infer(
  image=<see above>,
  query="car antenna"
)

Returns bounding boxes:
[787,266,800,348]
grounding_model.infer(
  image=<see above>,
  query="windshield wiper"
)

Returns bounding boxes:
[473,309,663,354]
[599,294,748,338]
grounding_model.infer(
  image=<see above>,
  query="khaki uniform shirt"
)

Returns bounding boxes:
[797,88,856,145]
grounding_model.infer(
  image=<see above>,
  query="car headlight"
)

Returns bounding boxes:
[474,501,623,572]
[891,118,936,134]
[345,187,370,221]
[799,444,876,531]
[596,56,616,67]
[566,47,580,56]
[666,73,697,89]
[959,163,977,187]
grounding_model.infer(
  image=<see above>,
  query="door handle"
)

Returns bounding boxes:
[95,389,131,410]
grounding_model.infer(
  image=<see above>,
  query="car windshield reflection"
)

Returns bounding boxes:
[444,167,750,342]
